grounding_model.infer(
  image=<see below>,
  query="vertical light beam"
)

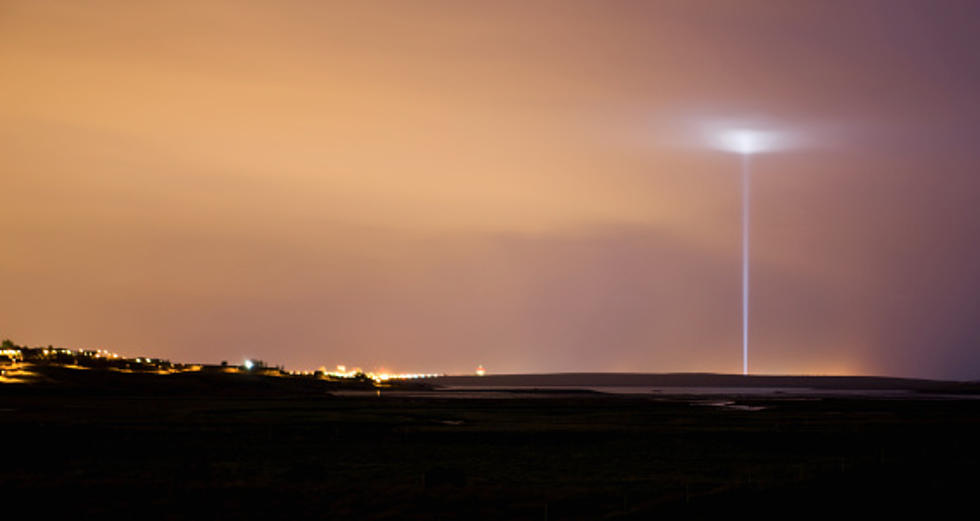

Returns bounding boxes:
[707,126,793,375]
[741,154,751,376]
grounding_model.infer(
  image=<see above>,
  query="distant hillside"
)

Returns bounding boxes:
[431,372,979,393]
[3,364,380,397]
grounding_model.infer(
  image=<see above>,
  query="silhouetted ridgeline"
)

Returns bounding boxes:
[431,372,980,393]
[2,364,382,397]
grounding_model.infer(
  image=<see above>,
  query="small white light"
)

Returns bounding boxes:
[244,359,254,370]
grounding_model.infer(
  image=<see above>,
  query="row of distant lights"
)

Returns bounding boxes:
[38,348,167,365]
[2,347,170,372]
[38,348,127,360]
[325,364,441,383]
[253,361,449,383]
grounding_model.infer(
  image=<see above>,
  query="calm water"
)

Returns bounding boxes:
[439,385,920,397]
[333,385,979,400]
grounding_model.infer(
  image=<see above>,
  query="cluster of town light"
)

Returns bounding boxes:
[4,344,482,385]
[0,344,201,382]
[261,362,444,383]
[39,347,124,359]
[326,365,441,383]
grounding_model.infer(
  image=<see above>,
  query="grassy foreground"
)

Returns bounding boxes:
[2,375,978,519]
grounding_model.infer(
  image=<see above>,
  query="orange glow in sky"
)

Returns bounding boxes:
[2,1,980,379]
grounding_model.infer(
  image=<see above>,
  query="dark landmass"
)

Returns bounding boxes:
[432,372,980,393]
[6,363,378,396]
[2,367,979,519]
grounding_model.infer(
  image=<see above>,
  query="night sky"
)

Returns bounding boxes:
[2,1,979,379]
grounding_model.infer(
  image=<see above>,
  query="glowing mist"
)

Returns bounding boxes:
[741,154,751,376]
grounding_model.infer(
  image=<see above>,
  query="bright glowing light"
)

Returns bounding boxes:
[689,118,806,157]
[475,365,486,377]
[713,129,781,155]
[243,359,254,370]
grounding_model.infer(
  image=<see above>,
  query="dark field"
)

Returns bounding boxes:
[2,377,979,519]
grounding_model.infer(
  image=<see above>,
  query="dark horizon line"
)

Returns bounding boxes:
[432,372,980,389]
